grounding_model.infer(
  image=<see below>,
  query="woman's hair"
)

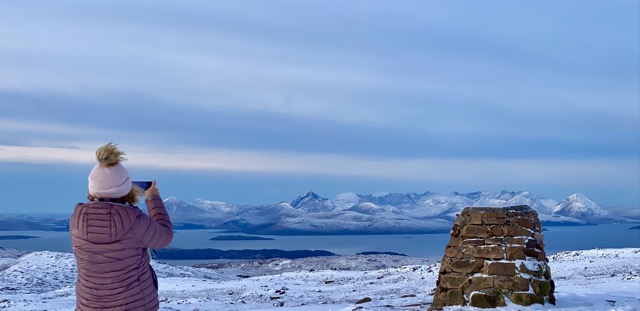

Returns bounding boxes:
[87,185,144,204]
[119,186,145,205]
[96,143,126,167]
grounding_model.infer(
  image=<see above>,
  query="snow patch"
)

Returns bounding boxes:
[334,192,359,203]
[1,248,639,310]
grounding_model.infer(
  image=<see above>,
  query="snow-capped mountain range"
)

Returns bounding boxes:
[163,190,634,235]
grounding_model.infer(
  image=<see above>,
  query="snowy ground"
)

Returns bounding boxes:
[0,248,638,310]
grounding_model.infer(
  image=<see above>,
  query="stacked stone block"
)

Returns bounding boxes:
[430,205,555,310]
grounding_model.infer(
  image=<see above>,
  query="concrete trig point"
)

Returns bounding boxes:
[430,205,555,310]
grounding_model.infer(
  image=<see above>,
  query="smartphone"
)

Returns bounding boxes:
[132,180,153,191]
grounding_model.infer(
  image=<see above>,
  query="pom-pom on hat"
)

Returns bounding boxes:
[88,143,132,198]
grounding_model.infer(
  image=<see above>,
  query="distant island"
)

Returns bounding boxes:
[173,223,211,230]
[356,251,407,256]
[0,235,40,240]
[210,235,275,241]
[629,226,640,230]
[154,248,335,260]
[209,235,275,241]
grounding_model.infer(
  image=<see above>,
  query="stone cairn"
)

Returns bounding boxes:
[430,205,555,310]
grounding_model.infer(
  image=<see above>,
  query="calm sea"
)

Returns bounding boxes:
[1,224,638,266]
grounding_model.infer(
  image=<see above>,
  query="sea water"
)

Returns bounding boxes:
[0,224,638,265]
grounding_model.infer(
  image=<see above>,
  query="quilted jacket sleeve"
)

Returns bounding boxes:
[133,194,174,248]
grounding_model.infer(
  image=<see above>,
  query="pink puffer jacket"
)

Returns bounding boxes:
[70,194,173,311]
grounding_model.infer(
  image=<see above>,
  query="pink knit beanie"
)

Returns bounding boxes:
[88,143,132,198]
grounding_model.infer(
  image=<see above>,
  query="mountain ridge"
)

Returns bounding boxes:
[0,190,635,234]
[162,190,636,235]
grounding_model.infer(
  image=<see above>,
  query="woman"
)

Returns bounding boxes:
[70,143,173,310]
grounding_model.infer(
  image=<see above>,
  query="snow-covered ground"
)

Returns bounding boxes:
[0,248,638,310]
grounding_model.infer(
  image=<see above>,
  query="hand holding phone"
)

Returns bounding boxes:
[145,180,159,197]
[132,181,153,191]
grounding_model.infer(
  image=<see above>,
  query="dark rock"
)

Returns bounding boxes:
[355,297,372,304]
[445,289,465,306]
[510,292,544,306]
[469,291,506,308]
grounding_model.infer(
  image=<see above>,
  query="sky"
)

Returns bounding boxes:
[0,1,638,213]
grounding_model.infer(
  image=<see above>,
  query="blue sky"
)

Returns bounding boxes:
[0,1,638,213]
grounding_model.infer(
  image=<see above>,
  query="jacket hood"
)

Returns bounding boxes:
[73,202,141,244]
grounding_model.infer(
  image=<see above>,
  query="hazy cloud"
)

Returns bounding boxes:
[1,144,637,188]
